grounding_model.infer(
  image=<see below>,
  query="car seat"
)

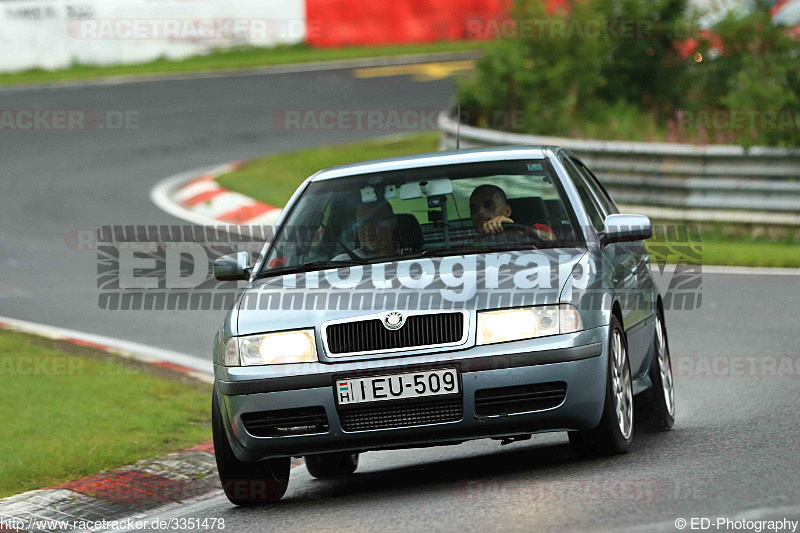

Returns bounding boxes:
[394,213,424,254]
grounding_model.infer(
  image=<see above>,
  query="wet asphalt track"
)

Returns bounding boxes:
[1,64,799,532]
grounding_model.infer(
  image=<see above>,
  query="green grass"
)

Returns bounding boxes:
[0,331,211,497]
[217,132,799,268]
[571,101,670,143]
[0,41,482,87]
[217,132,439,207]
[664,237,800,268]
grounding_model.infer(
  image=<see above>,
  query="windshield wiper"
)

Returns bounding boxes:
[255,259,364,279]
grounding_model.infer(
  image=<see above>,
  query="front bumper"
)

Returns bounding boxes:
[215,326,608,462]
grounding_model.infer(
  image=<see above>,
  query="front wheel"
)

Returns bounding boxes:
[212,391,290,505]
[640,310,676,431]
[305,452,359,479]
[569,316,634,456]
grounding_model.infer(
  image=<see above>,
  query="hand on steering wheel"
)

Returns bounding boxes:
[478,215,514,236]
[477,222,544,246]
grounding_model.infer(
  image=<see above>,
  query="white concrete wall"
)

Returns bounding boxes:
[0,0,306,73]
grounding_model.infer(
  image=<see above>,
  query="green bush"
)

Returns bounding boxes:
[713,4,800,147]
[459,0,688,138]
[458,0,800,147]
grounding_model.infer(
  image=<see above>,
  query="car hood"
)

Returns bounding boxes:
[236,248,586,336]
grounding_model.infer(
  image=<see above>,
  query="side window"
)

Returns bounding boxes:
[573,159,619,215]
[563,157,605,232]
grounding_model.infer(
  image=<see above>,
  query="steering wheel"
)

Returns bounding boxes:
[338,240,361,261]
[476,222,545,247]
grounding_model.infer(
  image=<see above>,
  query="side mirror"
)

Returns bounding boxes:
[213,252,251,281]
[601,214,653,247]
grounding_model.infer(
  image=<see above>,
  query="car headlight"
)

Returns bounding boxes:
[223,329,317,366]
[477,304,583,345]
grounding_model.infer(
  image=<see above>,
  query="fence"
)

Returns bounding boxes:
[438,111,800,226]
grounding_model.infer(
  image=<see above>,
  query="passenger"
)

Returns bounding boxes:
[333,200,397,260]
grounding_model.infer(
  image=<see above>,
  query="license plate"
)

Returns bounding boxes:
[335,368,459,405]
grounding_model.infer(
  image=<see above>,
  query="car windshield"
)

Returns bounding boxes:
[258,160,582,277]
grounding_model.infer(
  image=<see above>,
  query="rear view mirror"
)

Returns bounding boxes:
[399,179,453,200]
[213,252,251,281]
[601,214,653,247]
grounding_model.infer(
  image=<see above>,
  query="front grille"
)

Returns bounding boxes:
[338,398,463,431]
[241,406,329,437]
[474,382,567,417]
[326,312,464,355]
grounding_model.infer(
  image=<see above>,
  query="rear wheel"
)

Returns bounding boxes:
[640,310,675,430]
[212,391,290,505]
[305,452,359,479]
[569,316,633,456]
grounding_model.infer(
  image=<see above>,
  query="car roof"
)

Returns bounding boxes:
[310,145,555,181]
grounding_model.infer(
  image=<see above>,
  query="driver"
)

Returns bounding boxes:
[332,200,398,261]
[469,184,555,240]
[470,184,513,236]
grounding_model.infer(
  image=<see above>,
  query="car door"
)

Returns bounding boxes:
[574,159,656,323]
[566,157,653,375]
[559,155,633,330]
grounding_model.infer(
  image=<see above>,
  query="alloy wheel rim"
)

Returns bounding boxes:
[656,316,675,417]
[611,330,633,440]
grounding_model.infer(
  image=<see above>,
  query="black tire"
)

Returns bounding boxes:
[305,452,359,479]
[569,315,634,456]
[639,308,676,431]
[212,391,290,505]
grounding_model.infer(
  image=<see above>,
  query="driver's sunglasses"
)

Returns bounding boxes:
[356,215,394,229]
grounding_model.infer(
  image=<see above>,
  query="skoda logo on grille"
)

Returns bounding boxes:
[383,311,405,330]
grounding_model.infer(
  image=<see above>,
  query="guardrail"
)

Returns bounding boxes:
[438,111,800,226]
